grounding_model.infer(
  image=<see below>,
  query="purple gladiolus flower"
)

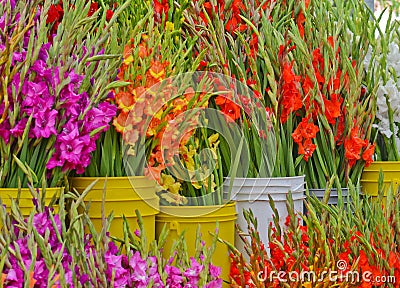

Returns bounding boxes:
[33,260,49,285]
[33,212,49,235]
[183,257,204,287]
[0,120,11,144]
[165,265,183,286]
[105,251,130,287]
[204,279,223,288]
[59,136,86,164]
[0,13,6,31]
[69,93,90,116]
[31,60,52,79]
[10,118,28,137]
[79,274,90,285]
[12,51,26,65]
[59,120,80,140]
[22,81,49,108]
[0,0,16,10]
[184,257,204,277]
[59,84,83,107]
[32,109,58,138]
[130,251,148,282]
[209,264,221,278]
[5,268,24,286]
[46,153,64,170]
[108,241,119,255]
[38,43,51,62]
[82,107,109,134]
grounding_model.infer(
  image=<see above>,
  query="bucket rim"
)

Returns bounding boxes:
[157,201,237,217]
[224,175,305,181]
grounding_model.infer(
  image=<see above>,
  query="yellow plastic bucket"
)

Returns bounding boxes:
[155,202,237,286]
[361,161,400,197]
[0,187,61,216]
[69,177,159,241]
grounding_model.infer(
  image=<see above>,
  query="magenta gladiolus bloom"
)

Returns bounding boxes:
[204,279,223,288]
[165,265,183,286]
[0,120,11,144]
[59,137,85,163]
[32,109,58,138]
[130,251,148,280]
[10,118,28,137]
[209,264,221,278]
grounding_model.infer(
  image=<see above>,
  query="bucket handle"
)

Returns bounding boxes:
[170,221,181,234]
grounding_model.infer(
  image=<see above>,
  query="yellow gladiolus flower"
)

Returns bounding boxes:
[166,21,174,31]
[123,55,133,65]
[160,174,181,194]
[208,133,219,145]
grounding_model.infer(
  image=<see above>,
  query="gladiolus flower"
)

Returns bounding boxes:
[215,96,241,122]
[298,139,317,162]
[362,143,375,167]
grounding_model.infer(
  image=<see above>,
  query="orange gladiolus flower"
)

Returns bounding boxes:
[215,96,241,122]
[279,62,302,123]
[113,111,129,133]
[300,121,319,139]
[323,93,342,124]
[362,143,375,167]
[138,43,148,59]
[298,139,316,162]
[145,164,166,183]
[344,130,368,167]
[115,91,135,112]
[149,60,166,80]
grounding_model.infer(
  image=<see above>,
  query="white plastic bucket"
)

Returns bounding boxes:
[223,176,305,256]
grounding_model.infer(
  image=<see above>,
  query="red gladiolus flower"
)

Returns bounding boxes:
[298,139,316,162]
[362,143,375,167]
[300,120,319,139]
[312,49,325,86]
[292,117,319,148]
[297,10,306,38]
[279,62,302,123]
[249,33,259,58]
[324,93,342,124]
[344,130,368,167]
[153,0,169,22]
[335,115,345,144]
[47,3,64,24]
[106,10,113,21]
[88,2,99,17]
[145,164,166,183]
[296,0,310,38]
[216,96,241,122]
[225,16,246,32]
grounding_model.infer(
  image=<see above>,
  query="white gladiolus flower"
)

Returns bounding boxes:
[375,77,400,139]
[373,119,394,139]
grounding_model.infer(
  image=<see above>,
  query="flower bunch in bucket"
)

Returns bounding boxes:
[365,13,400,161]
[182,0,309,179]
[226,181,400,287]
[183,0,378,191]
[82,1,229,206]
[288,0,377,189]
[0,186,223,287]
[0,0,125,188]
